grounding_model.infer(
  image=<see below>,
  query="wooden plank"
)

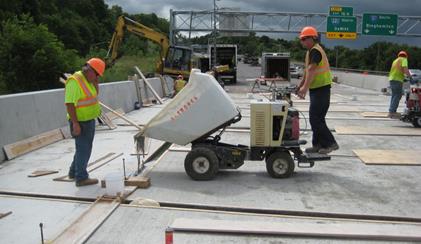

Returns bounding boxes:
[125,176,150,188]
[53,153,120,182]
[3,129,64,160]
[361,112,390,118]
[105,108,125,121]
[169,218,421,242]
[134,66,163,104]
[353,150,421,165]
[100,102,143,130]
[52,197,120,244]
[98,113,117,130]
[28,170,59,178]
[0,211,12,219]
[335,126,421,136]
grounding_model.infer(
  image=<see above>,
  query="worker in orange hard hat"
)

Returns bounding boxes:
[64,57,106,187]
[297,26,338,154]
[388,51,412,118]
[173,74,186,97]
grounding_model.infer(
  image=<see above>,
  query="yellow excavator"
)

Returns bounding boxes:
[106,16,192,77]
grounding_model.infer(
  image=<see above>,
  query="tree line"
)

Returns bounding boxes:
[1,0,420,94]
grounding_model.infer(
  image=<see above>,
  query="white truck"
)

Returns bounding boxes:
[209,44,238,84]
[261,52,291,81]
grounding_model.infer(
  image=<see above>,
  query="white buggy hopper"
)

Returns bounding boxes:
[138,69,240,146]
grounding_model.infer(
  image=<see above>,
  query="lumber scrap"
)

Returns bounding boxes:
[125,175,150,188]
[100,102,143,130]
[169,218,421,242]
[134,66,163,104]
[28,170,59,178]
[360,112,390,118]
[53,153,121,182]
[98,113,117,130]
[52,197,120,244]
[3,129,64,160]
[105,108,125,121]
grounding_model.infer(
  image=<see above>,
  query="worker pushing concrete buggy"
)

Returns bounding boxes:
[134,69,329,180]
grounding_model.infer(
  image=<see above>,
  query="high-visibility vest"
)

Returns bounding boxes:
[305,43,332,89]
[66,71,101,121]
[389,57,407,82]
[175,79,186,93]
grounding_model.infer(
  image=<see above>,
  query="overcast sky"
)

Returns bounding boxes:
[104,0,421,48]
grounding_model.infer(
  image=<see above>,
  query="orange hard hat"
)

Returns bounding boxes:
[398,51,408,57]
[299,26,318,39]
[87,58,105,76]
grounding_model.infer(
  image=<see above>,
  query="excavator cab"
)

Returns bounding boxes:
[107,16,192,78]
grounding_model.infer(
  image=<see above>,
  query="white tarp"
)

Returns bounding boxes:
[140,69,239,145]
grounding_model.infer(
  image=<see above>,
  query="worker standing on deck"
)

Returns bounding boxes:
[388,51,412,118]
[65,58,105,186]
[297,26,339,154]
[173,74,186,97]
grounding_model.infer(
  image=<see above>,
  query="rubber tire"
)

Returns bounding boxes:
[412,117,421,128]
[265,151,295,178]
[184,147,219,180]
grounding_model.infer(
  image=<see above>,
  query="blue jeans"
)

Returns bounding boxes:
[389,80,403,113]
[68,119,95,181]
[309,85,337,148]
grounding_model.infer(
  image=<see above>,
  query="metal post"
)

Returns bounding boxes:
[213,0,217,68]
[169,9,174,45]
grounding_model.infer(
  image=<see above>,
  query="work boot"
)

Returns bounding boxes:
[318,143,339,154]
[76,178,98,187]
[305,145,321,153]
[388,112,401,119]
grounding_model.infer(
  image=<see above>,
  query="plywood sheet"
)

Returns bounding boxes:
[353,150,421,165]
[361,112,390,118]
[169,218,421,242]
[335,126,421,136]
[3,129,64,160]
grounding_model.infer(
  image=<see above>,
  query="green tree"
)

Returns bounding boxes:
[0,15,81,94]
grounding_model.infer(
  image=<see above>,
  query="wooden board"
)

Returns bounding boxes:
[125,176,150,188]
[353,150,421,165]
[52,198,120,244]
[361,112,390,118]
[28,170,59,177]
[169,218,421,242]
[98,113,117,130]
[53,153,120,182]
[105,108,125,121]
[335,126,421,136]
[3,129,64,160]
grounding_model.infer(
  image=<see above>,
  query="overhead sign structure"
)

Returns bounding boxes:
[329,6,353,16]
[326,16,357,39]
[362,13,398,36]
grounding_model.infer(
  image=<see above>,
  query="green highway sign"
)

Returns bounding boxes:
[362,13,398,36]
[329,6,353,16]
[326,16,357,39]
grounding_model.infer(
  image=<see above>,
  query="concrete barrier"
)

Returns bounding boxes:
[0,76,172,162]
[332,71,389,91]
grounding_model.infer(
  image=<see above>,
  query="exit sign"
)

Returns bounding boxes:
[329,6,353,16]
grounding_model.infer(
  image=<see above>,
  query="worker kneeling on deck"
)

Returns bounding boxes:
[297,26,339,154]
[65,58,105,186]
[173,74,186,97]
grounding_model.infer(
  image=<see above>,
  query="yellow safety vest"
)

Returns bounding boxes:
[66,71,101,121]
[175,79,186,93]
[389,57,407,82]
[305,44,332,89]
